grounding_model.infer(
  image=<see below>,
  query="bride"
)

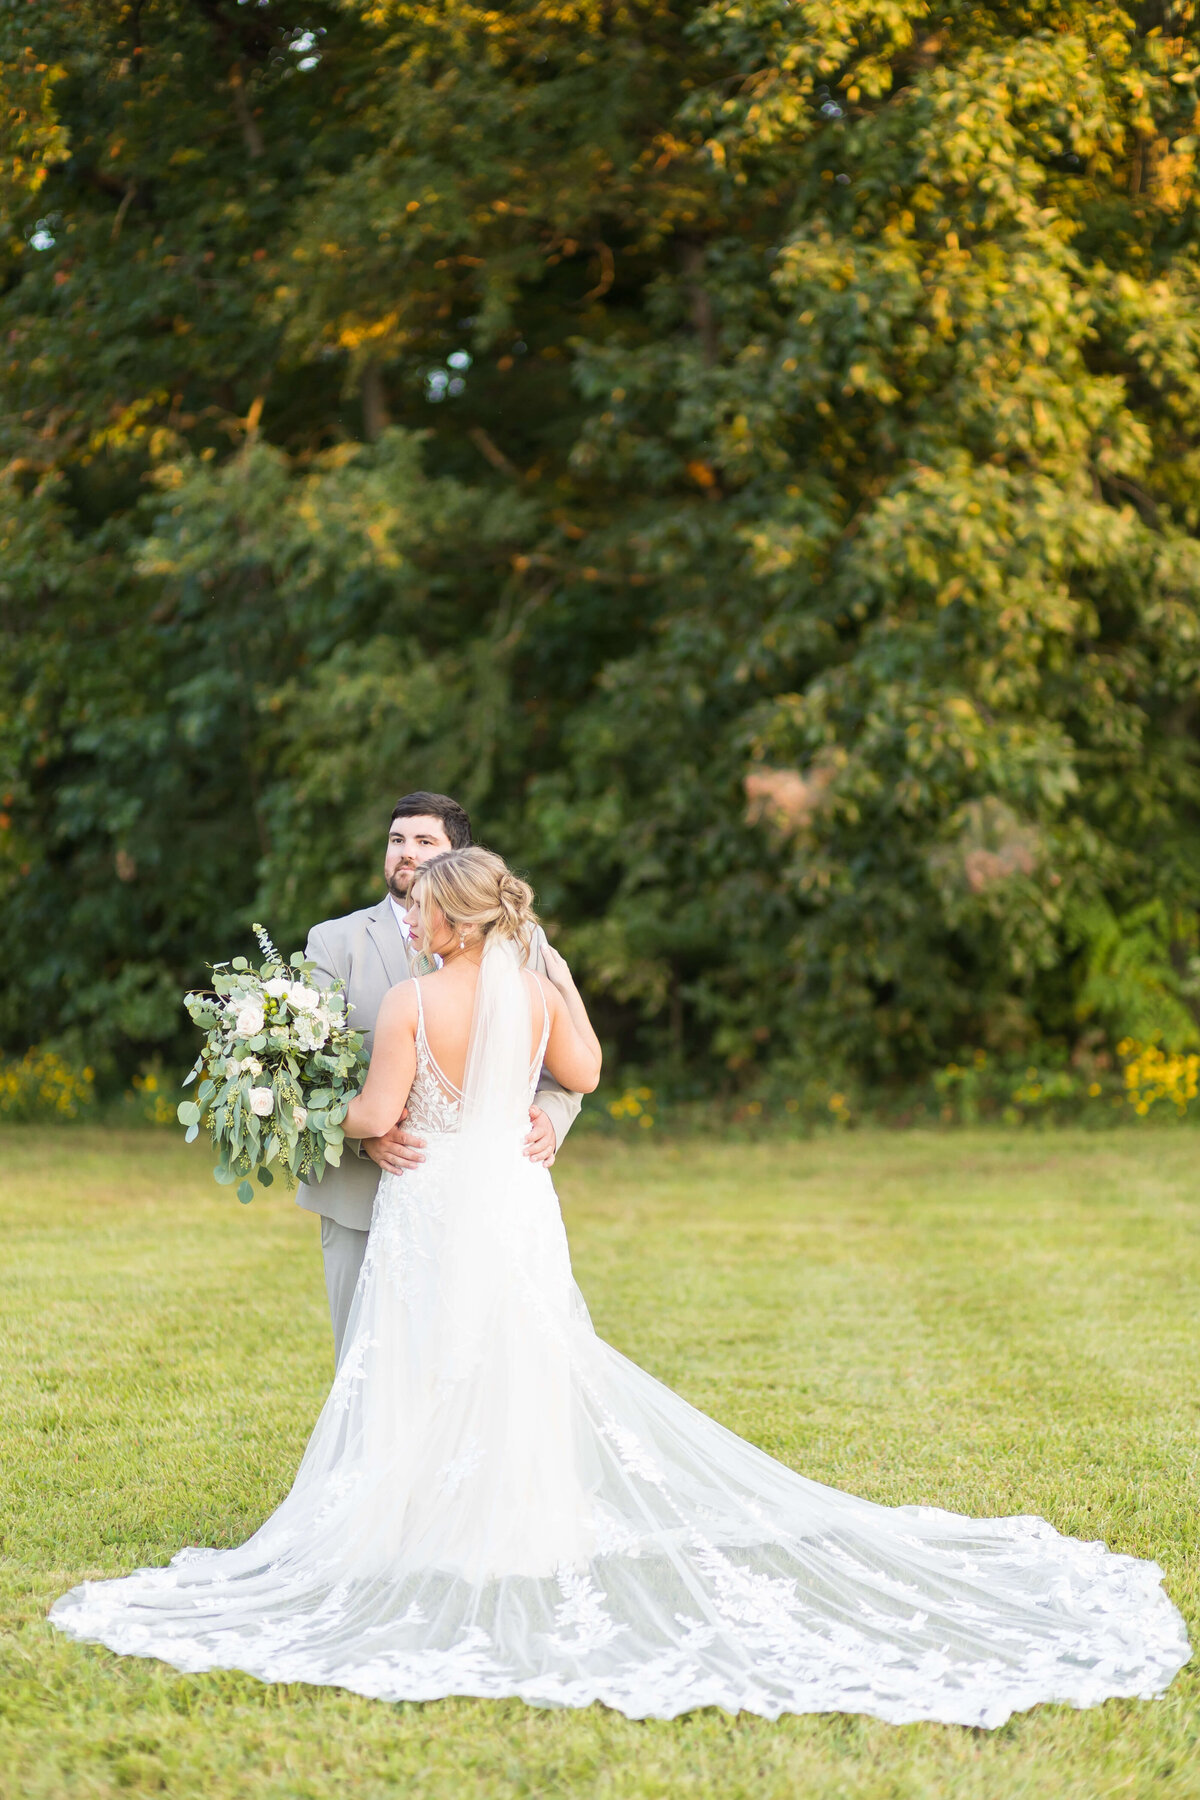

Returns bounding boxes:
[51,849,1190,1725]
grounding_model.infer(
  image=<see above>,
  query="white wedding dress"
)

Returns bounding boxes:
[51,941,1190,1725]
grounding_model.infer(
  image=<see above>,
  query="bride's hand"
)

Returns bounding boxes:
[540,942,575,990]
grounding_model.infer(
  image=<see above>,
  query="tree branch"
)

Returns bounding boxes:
[361,361,390,441]
[680,242,717,365]
[469,426,522,480]
[110,182,137,242]
[229,63,264,160]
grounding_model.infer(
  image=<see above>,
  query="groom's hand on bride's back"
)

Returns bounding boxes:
[524,1105,557,1166]
[362,1113,426,1176]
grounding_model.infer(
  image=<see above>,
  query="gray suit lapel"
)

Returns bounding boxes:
[364,897,412,991]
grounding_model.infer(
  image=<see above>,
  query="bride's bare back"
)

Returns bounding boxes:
[413,963,548,1096]
[343,944,599,1143]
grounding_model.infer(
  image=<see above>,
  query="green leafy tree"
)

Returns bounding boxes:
[3,0,1200,1089]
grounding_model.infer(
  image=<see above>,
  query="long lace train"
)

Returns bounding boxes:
[50,943,1191,1724]
[50,1137,1190,1725]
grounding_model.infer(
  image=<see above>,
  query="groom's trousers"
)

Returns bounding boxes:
[320,1216,370,1367]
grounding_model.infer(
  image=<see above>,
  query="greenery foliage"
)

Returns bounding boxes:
[178,925,364,1201]
[0,1046,94,1119]
[4,1,1200,1091]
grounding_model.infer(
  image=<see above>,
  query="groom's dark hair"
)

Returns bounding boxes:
[390,791,472,849]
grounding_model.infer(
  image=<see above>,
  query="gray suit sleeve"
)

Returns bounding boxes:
[305,923,337,991]
[529,927,584,1150]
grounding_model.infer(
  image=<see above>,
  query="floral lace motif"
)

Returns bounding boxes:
[403,983,466,1136]
[437,1436,485,1498]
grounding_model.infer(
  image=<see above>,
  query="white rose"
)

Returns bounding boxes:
[292,1104,308,1129]
[264,977,290,998]
[288,983,320,1012]
[224,1056,242,1078]
[235,1000,265,1038]
[242,1056,262,1077]
[249,1086,275,1117]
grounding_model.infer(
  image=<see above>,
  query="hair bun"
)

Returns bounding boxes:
[410,847,538,951]
[495,868,536,939]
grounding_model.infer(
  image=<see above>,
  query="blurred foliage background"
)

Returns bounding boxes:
[4,0,1200,1107]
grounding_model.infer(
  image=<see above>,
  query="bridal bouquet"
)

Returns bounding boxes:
[177,924,367,1203]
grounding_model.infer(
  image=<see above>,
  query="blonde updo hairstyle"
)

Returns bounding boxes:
[410,847,538,960]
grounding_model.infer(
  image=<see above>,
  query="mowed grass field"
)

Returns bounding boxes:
[2,1126,1200,1800]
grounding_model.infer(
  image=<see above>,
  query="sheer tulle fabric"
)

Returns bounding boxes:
[51,943,1190,1725]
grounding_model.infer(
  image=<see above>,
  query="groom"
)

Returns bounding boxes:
[299,789,583,1364]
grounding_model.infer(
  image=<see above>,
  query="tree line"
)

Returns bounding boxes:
[3,0,1200,1098]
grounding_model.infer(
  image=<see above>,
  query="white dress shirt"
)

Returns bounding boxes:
[388,895,411,941]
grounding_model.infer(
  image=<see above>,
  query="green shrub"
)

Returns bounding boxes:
[0,1048,95,1121]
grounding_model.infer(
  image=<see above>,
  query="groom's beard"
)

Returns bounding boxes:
[387,865,417,904]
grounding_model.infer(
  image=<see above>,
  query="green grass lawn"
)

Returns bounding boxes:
[2,1125,1199,1799]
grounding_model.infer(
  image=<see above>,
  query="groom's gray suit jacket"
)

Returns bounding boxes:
[297,896,583,1231]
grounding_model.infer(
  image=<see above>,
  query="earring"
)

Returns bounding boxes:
[459,936,466,950]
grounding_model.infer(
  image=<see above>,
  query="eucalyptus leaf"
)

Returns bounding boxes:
[237,1178,254,1204]
[185,1123,199,1144]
